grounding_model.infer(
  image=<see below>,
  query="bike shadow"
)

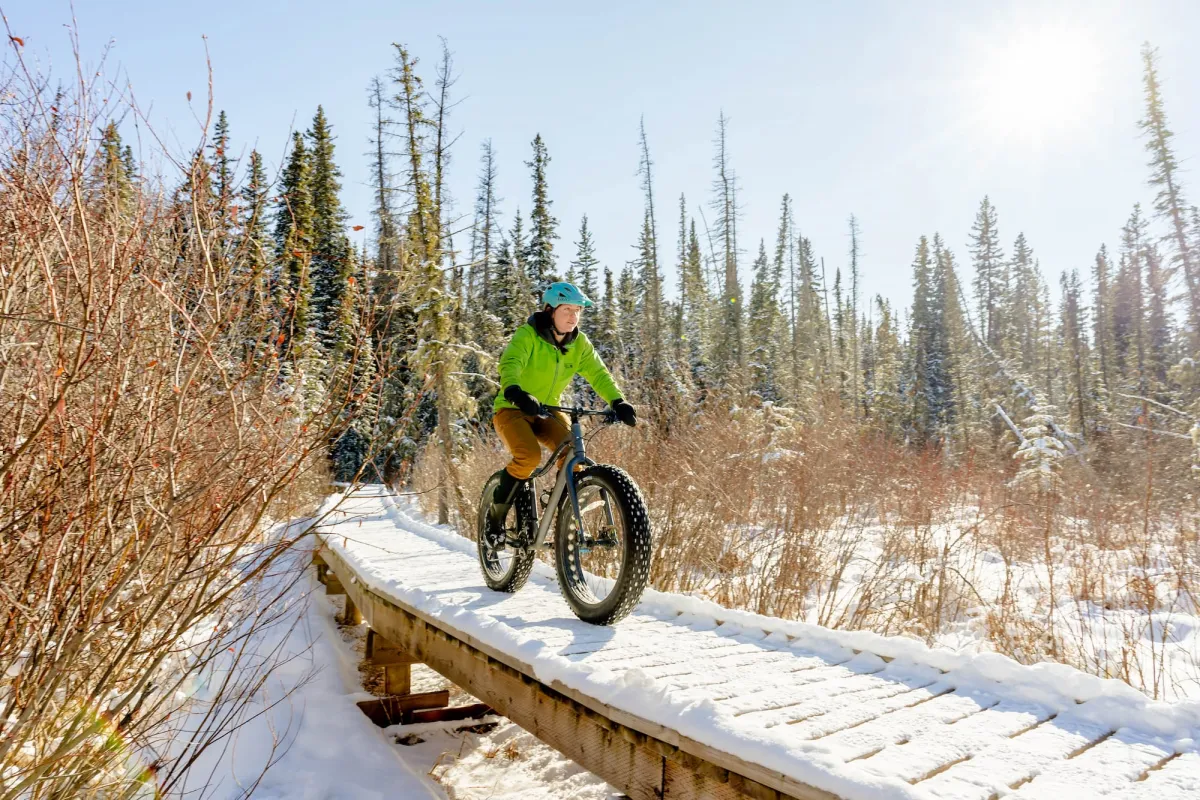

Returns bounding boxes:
[481,610,620,655]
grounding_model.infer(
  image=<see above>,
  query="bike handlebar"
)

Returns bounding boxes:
[540,404,617,420]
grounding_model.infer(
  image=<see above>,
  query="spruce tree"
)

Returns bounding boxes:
[932,236,967,447]
[91,121,134,218]
[1140,43,1200,339]
[526,134,558,287]
[273,131,315,356]
[616,265,639,370]
[834,267,847,401]
[908,236,935,440]
[636,118,663,366]
[239,149,274,315]
[470,139,501,315]
[710,112,743,383]
[795,236,826,404]
[1091,245,1116,417]
[1059,269,1092,437]
[210,110,235,252]
[393,43,468,522]
[872,297,903,435]
[307,106,353,347]
[1007,232,1044,377]
[633,210,663,370]
[682,218,711,391]
[593,266,619,363]
[747,239,781,401]
[1115,206,1149,388]
[970,196,1007,352]
[367,76,400,321]
[847,215,863,415]
[570,215,600,336]
[1145,244,1171,387]
[492,212,531,332]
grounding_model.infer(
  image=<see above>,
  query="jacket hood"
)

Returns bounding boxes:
[528,310,579,353]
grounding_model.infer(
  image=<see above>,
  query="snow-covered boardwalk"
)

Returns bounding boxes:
[314,486,1200,800]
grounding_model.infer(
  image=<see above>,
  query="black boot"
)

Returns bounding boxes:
[488,470,521,527]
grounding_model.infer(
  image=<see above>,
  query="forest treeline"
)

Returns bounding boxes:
[77,39,1200,519]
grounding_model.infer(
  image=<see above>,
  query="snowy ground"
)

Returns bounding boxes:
[178,520,618,800]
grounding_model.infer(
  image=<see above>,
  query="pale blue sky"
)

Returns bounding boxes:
[6,1,1200,314]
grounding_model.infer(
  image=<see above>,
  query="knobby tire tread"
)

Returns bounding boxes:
[477,472,536,593]
[555,465,653,625]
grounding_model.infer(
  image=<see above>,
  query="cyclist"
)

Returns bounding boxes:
[488,282,637,527]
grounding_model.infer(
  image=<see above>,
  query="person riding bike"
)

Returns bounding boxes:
[488,281,637,527]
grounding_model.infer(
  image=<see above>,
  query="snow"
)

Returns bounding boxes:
[312,486,1200,800]
[172,536,442,800]
[169,518,623,800]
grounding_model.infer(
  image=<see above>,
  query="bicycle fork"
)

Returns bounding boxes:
[531,417,598,550]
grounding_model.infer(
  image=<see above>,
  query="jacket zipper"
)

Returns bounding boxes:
[550,344,561,402]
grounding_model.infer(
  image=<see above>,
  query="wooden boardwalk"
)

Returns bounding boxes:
[314,488,1200,800]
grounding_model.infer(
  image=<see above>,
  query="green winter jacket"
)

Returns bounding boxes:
[493,312,623,413]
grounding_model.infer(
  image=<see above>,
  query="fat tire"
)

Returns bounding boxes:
[477,470,536,592]
[554,465,652,625]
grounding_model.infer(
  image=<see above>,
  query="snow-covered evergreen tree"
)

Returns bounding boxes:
[1011,403,1066,495]
[570,215,600,337]
[525,134,558,288]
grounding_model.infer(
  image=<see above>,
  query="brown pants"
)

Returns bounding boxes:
[493,408,571,480]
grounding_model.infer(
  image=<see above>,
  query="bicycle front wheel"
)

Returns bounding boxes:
[554,465,652,625]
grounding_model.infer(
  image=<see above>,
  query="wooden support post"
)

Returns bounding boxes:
[339,596,363,626]
[366,628,420,666]
[313,549,329,583]
[324,573,345,596]
[384,663,412,696]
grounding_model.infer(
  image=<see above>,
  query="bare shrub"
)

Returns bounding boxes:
[414,389,1200,698]
[0,44,356,796]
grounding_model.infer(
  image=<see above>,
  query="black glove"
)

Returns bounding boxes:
[504,385,544,417]
[611,398,637,427]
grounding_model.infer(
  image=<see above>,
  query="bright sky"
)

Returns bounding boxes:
[6,0,1200,315]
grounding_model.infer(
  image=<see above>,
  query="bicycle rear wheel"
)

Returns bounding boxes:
[554,465,652,625]
[477,470,536,592]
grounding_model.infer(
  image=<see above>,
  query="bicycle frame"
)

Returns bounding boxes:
[523,405,616,551]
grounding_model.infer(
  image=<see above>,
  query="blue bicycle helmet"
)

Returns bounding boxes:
[542,281,594,308]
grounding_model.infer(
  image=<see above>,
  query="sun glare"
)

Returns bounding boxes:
[967,24,1105,150]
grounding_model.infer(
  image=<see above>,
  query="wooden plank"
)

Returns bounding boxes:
[818,689,999,761]
[735,672,939,730]
[918,713,1114,800]
[323,573,345,596]
[384,663,411,696]
[408,702,494,725]
[859,700,1054,784]
[789,681,953,740]
[356,690,451,727]
[1119,752,1200,799]
[319,543,835,800]
[1008,728,1176,798]
[718,661,887,714]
